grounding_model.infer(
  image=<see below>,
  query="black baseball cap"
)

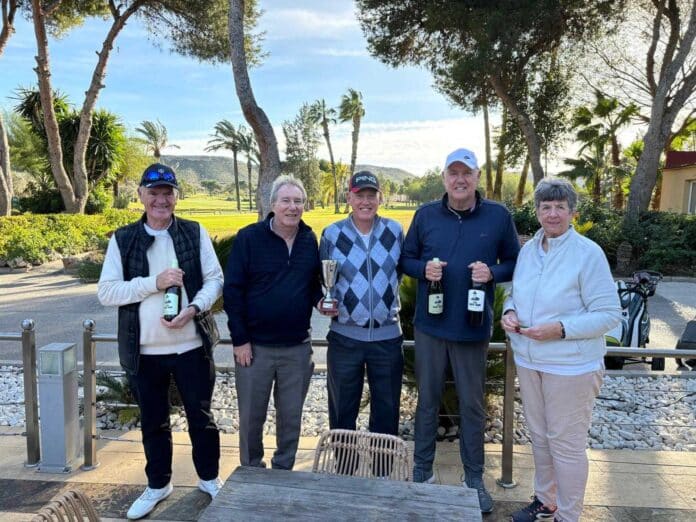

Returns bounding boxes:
[140,163,178,189]
[348,171,380,192]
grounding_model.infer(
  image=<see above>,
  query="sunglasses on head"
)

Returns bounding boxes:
[143,170,175,183]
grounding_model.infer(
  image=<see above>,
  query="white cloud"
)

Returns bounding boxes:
[173,117,490,177]
[261,8,359,40]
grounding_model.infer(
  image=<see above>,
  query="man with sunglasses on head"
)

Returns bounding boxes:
[98,163,224,519]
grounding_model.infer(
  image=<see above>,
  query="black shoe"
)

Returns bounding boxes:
[509,495,556,521]
[464,476,493,514]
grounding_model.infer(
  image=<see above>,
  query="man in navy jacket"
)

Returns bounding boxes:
[401,148,519,513]
[223,175,322,471]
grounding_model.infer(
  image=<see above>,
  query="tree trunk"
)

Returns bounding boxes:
[73,1,144,215]
[350,116,360,177]
[483,100,493,198]
[322,120,339,213]
[515,156,530,206]
[31,0,79,213]
[626,118,672,217]
[0,111,11,215]
[493,107,507,200]
[0,0,18,57]
[610,136,623,209]
[489,74,545,186]
[233,151,241,210]
[651,171,662,210]
[229,0,281,221]
[627,5,696,218]
[247,158,253,210]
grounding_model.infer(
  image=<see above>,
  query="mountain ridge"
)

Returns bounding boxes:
[161,154,418,186]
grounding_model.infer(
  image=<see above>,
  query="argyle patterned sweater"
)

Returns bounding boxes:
[319,215,403,342]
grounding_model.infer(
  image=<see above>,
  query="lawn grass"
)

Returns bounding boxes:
[180,206,417,239]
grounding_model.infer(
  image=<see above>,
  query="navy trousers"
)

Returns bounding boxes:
[128,347,219,489]
[326,331,404,435]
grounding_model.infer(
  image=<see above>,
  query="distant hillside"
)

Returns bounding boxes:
[161,155,417,186]
[161,155,253,185]
[355,164,417,184]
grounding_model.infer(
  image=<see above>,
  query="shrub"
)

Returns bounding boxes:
[0,210,134,266]
[85,184,113,214]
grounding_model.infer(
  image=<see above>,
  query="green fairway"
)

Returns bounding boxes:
[177,205,416,239]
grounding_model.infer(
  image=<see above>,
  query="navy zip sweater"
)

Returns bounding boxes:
[223,213,322,347]
[401,192,520,342]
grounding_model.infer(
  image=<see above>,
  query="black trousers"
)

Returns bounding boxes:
[128,347,220,489]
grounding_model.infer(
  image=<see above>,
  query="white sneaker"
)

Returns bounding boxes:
[126,483,173,520]
[198,477,224,498]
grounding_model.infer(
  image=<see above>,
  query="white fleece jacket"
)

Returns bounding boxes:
[504,227,621,367]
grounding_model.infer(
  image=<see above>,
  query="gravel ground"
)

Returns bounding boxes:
[1,366,694,451]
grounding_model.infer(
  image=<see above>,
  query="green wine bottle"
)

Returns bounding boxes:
[162,259,181,321]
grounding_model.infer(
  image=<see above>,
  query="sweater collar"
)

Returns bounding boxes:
[440,190,482,216]
[532,224,575,250]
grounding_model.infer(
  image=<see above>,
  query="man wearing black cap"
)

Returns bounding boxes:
[98,163,224,519]
[319,171,404,459]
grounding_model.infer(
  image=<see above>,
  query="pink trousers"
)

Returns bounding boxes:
[517,366,603,522]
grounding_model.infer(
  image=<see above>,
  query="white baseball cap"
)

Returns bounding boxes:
[444,148,479,170]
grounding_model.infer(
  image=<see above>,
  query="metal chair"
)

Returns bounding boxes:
[312,429,413,481]
[32,489,100,522]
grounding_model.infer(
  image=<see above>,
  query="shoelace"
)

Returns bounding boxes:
[140,488,165,500]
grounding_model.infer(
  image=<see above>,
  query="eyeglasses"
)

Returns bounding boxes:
[143,170,176,183]
[278,197,305,207]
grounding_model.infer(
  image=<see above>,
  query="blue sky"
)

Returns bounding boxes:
[1,1,493,175]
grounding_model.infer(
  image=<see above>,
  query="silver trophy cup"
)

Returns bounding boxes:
[321,259,339,311]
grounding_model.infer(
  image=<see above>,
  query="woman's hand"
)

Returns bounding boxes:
[518,322,564,341]
[500,310,520,333]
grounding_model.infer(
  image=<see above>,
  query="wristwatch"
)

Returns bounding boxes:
[188,303,201,314]
[559,321,566,339]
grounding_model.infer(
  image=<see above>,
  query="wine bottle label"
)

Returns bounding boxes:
[428,293,443,314]
[163,293,179,316]
[468,289,485,312]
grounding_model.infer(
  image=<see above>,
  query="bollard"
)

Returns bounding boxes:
[21,319,40,467]
[37,343,80,473]
[496,339,517,488]
[81,320,99,470]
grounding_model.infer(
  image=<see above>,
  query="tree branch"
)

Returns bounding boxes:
[646,0,665,97]
[0,0,18,56]
[659,0,680,81]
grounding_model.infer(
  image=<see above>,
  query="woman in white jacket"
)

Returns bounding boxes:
[502,178,621,522]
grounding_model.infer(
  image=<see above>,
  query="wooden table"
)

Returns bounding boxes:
[200,466,482,521]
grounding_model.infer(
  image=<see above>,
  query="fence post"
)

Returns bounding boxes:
[81,319,99,470]
[496,339,517,488]
[21,319,40,467]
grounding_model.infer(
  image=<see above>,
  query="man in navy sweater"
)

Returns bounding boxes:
[223,175,322,470]
[401,148,519,513]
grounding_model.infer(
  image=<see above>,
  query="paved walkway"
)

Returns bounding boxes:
[0,427,694,521]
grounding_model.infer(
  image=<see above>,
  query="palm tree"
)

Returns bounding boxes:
[237,126,259,211]
[339,88,365,179]
[135,119,179,159]
[310,99,340,213]
[206,120,244,210]
[565,92,637,208]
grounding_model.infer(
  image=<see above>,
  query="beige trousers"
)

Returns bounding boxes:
[516,366,603,522]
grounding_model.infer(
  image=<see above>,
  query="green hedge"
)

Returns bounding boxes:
[508,200,696,276]
[0,210,135,266]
